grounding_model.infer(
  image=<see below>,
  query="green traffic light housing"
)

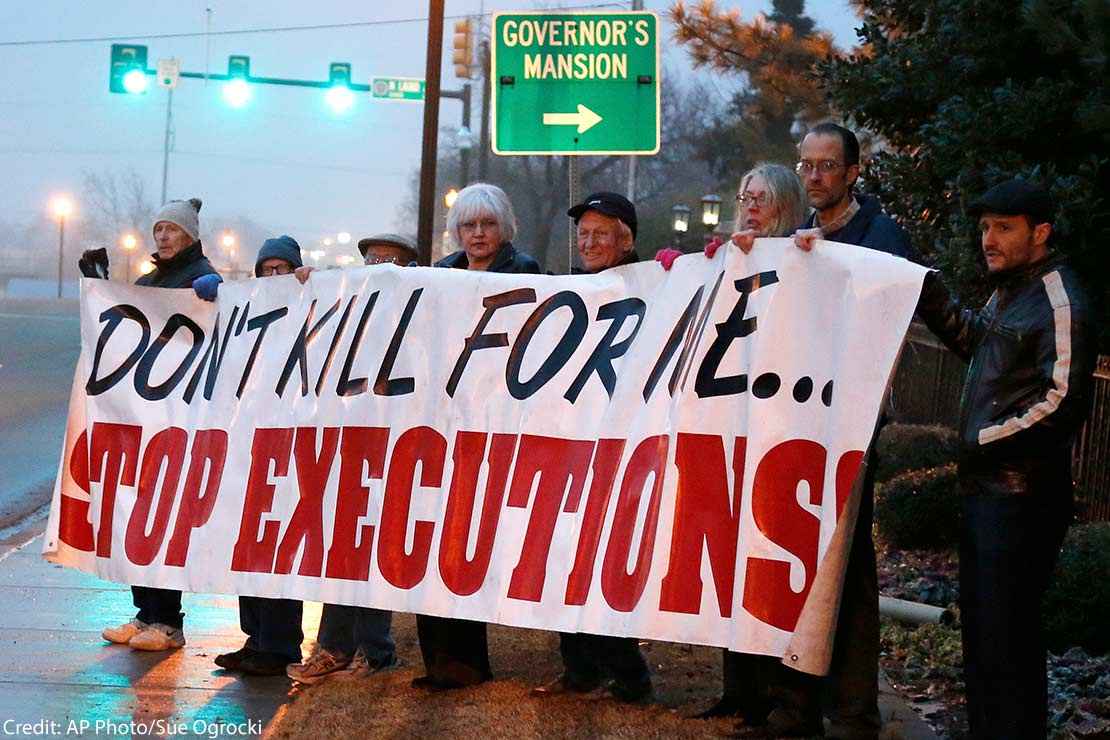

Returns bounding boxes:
[109,44,149,94]
[325,62,354,114]
[222,55,252,108]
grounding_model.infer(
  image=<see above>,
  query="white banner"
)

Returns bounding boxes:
[44,239,926,673]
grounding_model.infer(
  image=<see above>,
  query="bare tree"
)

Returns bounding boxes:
[80,168,156,251]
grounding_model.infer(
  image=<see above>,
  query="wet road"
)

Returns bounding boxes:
[0,309,80,526]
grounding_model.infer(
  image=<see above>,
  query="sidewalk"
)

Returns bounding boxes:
[0,532,314,738]
[0,530,939,739]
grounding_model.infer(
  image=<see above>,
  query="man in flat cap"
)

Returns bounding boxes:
[916,177,1095,738]
[358,233,418,266]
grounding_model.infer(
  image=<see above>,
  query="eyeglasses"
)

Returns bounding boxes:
[459,218,499,233]
[365,254,403,265]
[795,159,845,176]
[258,264,294,276]
[736,192,771,208]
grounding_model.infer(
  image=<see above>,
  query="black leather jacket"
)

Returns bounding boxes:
[917,255,1095,496]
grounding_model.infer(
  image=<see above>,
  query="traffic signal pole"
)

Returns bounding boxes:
[160,88,174,205]
[416,0,446,266]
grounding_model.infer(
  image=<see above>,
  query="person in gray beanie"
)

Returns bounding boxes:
[98,196,222,653]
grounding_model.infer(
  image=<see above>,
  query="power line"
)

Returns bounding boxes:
[0,3,628,47]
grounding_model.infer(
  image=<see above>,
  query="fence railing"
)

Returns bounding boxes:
[890,323,1110,522]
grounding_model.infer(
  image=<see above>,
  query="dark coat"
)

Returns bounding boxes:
[135,241,218,288]
[803,194,918,261]
[435,241,541,274]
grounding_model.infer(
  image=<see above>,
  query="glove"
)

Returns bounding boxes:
[654,248,683,271]
[192,273,223,301]
[78,248,110,279]
[704,236,725,259]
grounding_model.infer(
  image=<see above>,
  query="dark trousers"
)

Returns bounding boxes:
[239,596,303,662]
[960,494,1070,739]
[720,651,777,720]
[775,460,881,738]
[416,615,491,686]
[318,603,394,665]
[132,586,183,629]
[559,633,651,690]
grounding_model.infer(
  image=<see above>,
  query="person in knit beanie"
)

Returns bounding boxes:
[254,235,303,276]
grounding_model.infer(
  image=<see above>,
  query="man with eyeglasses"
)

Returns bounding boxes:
[357,233,418,267]
[775,123,916,739]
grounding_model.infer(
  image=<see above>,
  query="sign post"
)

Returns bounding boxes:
[491,11,660,156]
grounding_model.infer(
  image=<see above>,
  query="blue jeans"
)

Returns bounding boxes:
[318,604,394,665]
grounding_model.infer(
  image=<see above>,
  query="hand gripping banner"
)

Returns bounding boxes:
[44,240,927,674]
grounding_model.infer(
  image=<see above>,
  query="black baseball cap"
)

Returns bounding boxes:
[567,191,638,239]
[968,178,1055,224]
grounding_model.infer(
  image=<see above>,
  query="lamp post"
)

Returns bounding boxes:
[120,233,138,280]
[701,194,723,246]
[50,196,73,298]
[221,231,237,275]
[671,203,691,251]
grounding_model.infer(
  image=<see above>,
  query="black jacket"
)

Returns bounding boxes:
[917,255,1095,496]
[803,194,919,261]
[435,241,541,274]
[135,241,218,288]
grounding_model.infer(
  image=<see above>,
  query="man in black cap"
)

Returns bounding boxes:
[915,177,1094,738]
[531,191,652,704]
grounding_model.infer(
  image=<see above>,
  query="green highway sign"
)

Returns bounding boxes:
[491,11,660,156]
[371,76,425,102]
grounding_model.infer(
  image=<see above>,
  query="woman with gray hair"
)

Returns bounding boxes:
[436,182,541,273]
[654,162,808,270]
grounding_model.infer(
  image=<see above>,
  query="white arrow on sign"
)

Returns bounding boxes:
[542,104,603,134]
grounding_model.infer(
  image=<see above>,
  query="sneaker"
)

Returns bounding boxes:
[102,618,148,645]
[128,623,186,651]
[215,645,261,670]
[285,647,350,685]
[531,674,602,697]
[332,648,396,681]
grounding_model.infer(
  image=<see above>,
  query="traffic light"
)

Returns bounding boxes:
[325,62,354,114]
[222,55,252,108]
[452,19,474,79]
[109,44,149,94]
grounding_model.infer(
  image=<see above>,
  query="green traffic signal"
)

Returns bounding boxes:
[326,62,354,114]
[222,55,252,108]
[109,44,149,94]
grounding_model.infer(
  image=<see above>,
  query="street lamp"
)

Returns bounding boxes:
[50,196,74,299]
[221,232,236,249]
[139,260,155,276]
[701,194,722,229]
[671,203,691,250]
[337,232,352,245]
[444,188,459,209]
[120,232,138,280]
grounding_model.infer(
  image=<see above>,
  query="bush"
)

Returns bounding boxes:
[875,423,958,483]
[1043,523,1110,655]
[875,464,960,550]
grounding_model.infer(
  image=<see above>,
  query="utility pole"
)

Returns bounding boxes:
[160,88,174,205]
[416,0,446,266]
[478,39,491,181]
[442,83,472,185]
[626,0,644,201]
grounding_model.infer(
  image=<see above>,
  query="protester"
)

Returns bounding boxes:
[91,197,220,652]
[408,183,540,692]
[657,164,811,725]
[911,179,1095,738]
[213,235,307,676]
[435,182,541,273]
[530,191,653,704]
[284,234,412,686]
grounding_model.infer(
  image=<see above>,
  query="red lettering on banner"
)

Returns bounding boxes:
[659,434,746,617]
[742,439,827,631]
[90,422,142,558]
[275,427,340,576]
[835,450,865,518]
[59,430,94,551]
[165,429,227,566]
[506,435,595,602]
[325,426,388,581]
[231,428,294,573]
[601,435,668,612]
[564,438,625,605]
[378,427,446,589]
[124,427,187,566]
[439,431,517,596]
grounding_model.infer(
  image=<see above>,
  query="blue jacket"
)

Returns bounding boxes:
[803,194,917,261]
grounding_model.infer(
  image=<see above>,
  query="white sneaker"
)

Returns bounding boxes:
[128,622,185,651]
[102,618,148,644]
[332,648,396,681]
[286,647,350,685]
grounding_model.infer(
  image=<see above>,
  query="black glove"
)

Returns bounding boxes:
[78,248,110,279]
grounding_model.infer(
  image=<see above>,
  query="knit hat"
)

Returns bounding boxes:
[255,235,303,276]
[152,198,202,240]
